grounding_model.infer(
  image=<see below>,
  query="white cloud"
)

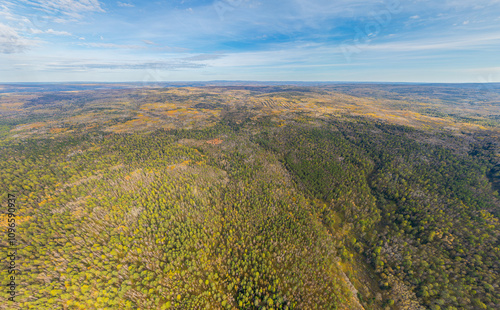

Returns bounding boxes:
[19,0,105,19]
[29,28,44,34]
[152,45,190,53]
[0,4,18,21]
[183,54,224,61]
[28,28,72,36]
[354,33,500,52]
[80,42,146,49]
[46,28,72,36]
[0,23,38,53]
[79,41,190,52]
[117,2,134,8]
[2,55,212,72]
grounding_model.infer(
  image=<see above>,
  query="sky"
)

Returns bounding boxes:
[0,0,499,83]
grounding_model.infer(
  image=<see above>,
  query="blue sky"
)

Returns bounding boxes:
[0,0,499,82]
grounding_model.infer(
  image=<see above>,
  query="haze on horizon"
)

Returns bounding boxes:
[0,0,499,83]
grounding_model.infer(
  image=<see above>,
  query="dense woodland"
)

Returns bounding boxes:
[256,117,499,309]
[0,85,499,309]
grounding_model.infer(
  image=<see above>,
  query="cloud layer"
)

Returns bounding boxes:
[19,0,104,18]
[0,23,37,53]
[0,0,499,82]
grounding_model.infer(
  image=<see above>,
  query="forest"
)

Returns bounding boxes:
[0,83,499,309]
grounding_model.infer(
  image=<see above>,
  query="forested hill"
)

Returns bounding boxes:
[0,84,499,309]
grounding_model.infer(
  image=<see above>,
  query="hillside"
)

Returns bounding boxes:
[0,84,499,310]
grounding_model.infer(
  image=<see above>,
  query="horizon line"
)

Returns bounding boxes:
[1,81,500,85]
